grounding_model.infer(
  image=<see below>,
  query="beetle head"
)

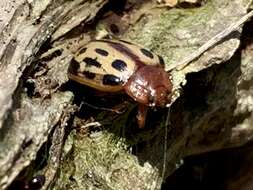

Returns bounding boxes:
[124,65,173,107]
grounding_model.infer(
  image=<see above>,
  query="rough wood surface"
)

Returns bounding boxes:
[0,0,107,189]
[0,0,253,190]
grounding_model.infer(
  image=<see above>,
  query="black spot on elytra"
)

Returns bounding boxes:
[68,59,80,74]
[95,48,109,56]
[78,47,87,55]
[83,57,101,68]
[95,40,146,67]
[158,55,165,66]
[83,71,96,79]
[103,74,122,86]
[111,59,127,72]
[140,48,154,59]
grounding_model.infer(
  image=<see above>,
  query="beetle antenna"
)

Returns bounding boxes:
[161,106,171,182]
[81,101,125,114]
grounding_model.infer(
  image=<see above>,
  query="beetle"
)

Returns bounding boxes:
[68,39,173,128]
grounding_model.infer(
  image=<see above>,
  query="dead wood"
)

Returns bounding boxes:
[0,0,253,190]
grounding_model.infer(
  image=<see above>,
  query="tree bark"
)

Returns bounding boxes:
[0,0,253,190]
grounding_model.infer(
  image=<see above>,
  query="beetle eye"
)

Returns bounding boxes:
[148,95,155,107]
[149,102,155,107]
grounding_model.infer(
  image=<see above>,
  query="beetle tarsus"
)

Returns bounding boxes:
[136,104,148,128]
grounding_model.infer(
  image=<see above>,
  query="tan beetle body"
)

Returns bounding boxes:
[68,39,172,128]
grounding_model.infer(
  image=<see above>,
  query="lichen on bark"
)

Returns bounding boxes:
[0,0,253,190]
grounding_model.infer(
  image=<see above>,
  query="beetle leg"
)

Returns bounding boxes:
[136,104,148,128]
